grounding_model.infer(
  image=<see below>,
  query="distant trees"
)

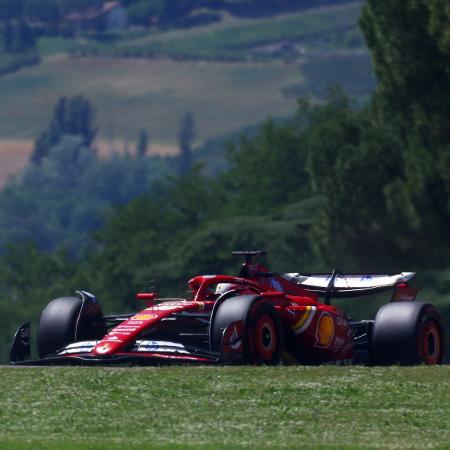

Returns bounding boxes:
[15,19,35,50]
[1,20,35,52]
[124,0,195,26]
[0,0,350,37]
[177,112,196,175]
[2,20,12,49]
[31,96,97,164]
[61,0,103,15]
[0,95,177,256]
[25,0,61,32]
[136,129,149,157]
[0,17,39,75]
[0,133,171,255]
[126,0,165,26]
[0,0,104,38]
[160,0,193,22]
[0,0,24,22]
[123,0,317,27]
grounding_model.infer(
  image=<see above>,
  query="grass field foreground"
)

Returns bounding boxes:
[1,365,449,449]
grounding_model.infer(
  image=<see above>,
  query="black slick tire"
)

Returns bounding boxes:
[37,296,105,358]
[371,302,445,365]
[211,295,283,365]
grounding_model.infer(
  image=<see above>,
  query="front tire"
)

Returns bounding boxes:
[371,302,445,365]
[248,304,283,364]
[211,295,284,365]
[38,296,105,358]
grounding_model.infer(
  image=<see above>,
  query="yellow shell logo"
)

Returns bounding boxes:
[315,313,334,348]
[131,314,158,320]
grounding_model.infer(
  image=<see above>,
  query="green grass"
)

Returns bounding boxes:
[1,366,450,449]
[37,37,76,57]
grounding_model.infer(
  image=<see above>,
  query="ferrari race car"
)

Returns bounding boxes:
[10,251,446,366]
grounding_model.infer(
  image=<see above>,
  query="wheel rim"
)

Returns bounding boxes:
[419,320,441,365]
[254,313,277,363]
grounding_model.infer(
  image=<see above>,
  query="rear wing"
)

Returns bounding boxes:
[283,272,416,299]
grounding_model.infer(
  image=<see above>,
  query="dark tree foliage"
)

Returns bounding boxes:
[61,0,103,15]
[160,0,193,22]
[14,19,36,51]
[126,0,165,26]
[2,20,12,50]
[125,0,196,25]
[25,0,61,28]
[223,119,310,215]
[360,0,450,261]
[0,0,24,22]
[301,92,403,268]
[426,0,450,54]
[1,20,36,53]
[0,242,78,361]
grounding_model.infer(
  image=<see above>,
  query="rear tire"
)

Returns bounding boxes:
[371,302,445,365]
[38,296,105,358]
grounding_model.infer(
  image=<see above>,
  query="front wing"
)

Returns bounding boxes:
[11,351,220,366]
[10,330,221,366]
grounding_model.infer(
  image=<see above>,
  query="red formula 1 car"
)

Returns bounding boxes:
[10,251,446,366]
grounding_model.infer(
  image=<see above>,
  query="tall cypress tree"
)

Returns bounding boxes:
[177,112,196,176]
[136,129,149,158]
[2,21,13,52]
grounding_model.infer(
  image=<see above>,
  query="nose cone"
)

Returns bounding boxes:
[93,341,122,356]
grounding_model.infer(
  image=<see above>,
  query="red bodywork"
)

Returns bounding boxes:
[88,259,354,365]
[10,253,433,366]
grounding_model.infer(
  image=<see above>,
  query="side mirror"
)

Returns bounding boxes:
[136,292,156,307]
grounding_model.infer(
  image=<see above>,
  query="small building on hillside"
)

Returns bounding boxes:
[65,2,128,34]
